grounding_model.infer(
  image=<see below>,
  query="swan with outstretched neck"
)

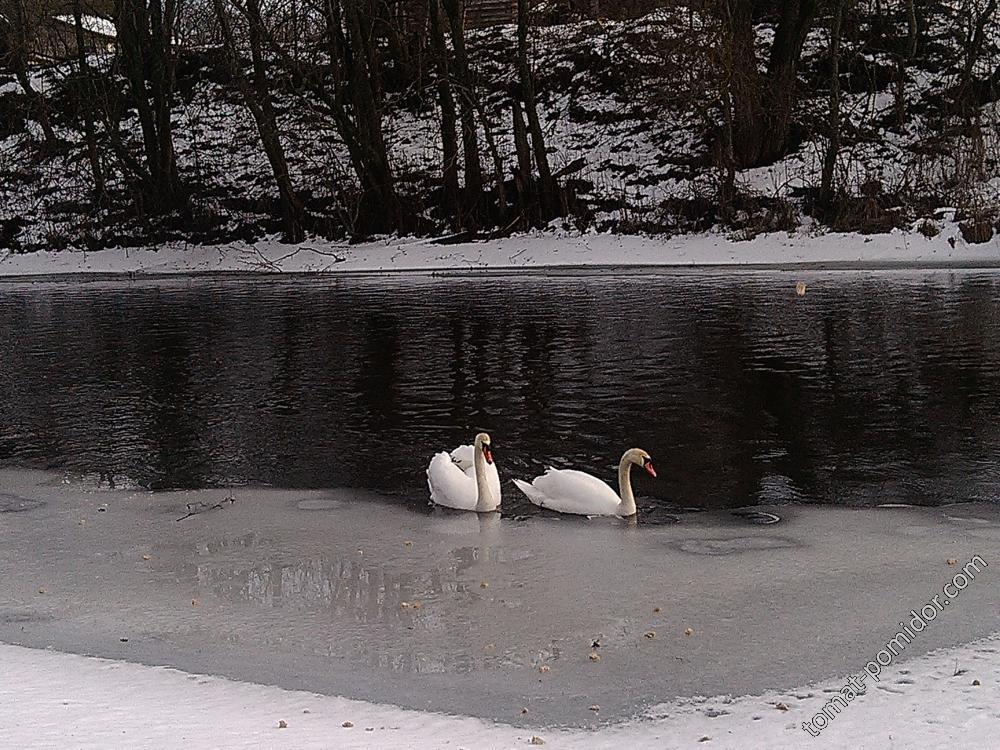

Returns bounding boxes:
[512,448,656,517]
[427,432,501,512]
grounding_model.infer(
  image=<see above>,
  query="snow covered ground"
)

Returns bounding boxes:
[2,635,998,749]
[0,224,999,277]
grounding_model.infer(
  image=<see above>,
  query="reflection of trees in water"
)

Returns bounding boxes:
[195,538,444,623]
[192,531,559,674]
[710,276,1000,505]
[3,276,1000,507]
[356,312,400,431]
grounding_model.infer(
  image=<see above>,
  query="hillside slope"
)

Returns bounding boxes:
[2,5,1000,254]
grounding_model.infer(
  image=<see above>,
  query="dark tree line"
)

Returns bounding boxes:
[2,0,1000,245]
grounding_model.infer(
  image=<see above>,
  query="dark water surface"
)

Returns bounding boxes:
[2,271,1000,511]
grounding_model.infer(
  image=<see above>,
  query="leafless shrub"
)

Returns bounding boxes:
[958,207,996,244]
[917,218,941,238]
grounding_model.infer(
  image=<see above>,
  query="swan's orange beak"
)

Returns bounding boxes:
[482,445,493,465]
[644,459,657,478]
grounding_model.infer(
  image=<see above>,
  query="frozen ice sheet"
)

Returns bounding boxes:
[0,468,997,728]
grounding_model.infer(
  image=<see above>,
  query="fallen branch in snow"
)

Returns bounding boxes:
[241,246,287,272]
[302,246,346,262]
[240,245,346,272]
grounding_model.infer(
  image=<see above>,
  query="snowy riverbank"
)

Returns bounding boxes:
[2,636,998,749]
[1,225,999,277]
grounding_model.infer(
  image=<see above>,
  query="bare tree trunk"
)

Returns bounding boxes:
[725,0,817,167]
[762,0,817,162]
[471,96,509,221]
[72,0,106,202]
[722,0,763,167]
[821,0,849,210]
[892,0,917,127]
[148,0,178,195]
[956,0,997,113]
[331,0,400,231]
[212,0,305,243]
[383,4,416,88]
[512,98,533,226]
[717,1,738,217]
[905,0,918,59]
[429,0,461,229]
[5,0,56,144]
[253,3,398,235]
[441,0,484,219]
[114,0,183,210]
[516,0,559,218]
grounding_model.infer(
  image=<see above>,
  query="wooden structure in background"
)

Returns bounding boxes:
[466,0,516,28]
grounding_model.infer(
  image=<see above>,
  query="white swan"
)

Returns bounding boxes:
[512,448,656,517]
[427,432,501,512]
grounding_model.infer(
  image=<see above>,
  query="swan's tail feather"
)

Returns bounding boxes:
[512,478,546,508]
[427,451,451,505]
[427,470,439,505]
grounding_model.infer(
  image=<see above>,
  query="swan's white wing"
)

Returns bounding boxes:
[427,451,477,511]
[522,468,620,516]
[512,478,546,506]
[449,444,475,471]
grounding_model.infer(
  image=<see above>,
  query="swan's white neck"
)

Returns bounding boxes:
[617,457,637,517]
[474,443,494,512]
